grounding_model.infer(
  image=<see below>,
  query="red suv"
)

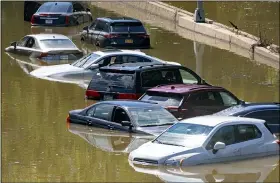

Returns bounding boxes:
[139,84,241,120]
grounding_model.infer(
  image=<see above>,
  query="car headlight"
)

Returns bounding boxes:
[164,159,180,166]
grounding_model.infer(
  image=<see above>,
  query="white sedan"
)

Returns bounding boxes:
[129,116,280,166]
[5,34,83,60]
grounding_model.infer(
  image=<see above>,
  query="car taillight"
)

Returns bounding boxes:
[104,34,119,39]
[117,93,140,100]
[86,90,100,98]
[138,34,150,38]
[39,14,49,16]
[166,106,179,112]
[276,140,280,146]
[31,15,35,24]
[65,16,69,25]
[39,52,48,58]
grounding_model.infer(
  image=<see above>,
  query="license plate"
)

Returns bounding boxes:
[125,39,133,44]
[103,94,113,100]
[60,55,69,60]
[45,19,53,24]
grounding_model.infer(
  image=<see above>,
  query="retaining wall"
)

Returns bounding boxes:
[90,1,279,69]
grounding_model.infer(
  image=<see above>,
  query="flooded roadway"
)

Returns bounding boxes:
[1,1,279,182]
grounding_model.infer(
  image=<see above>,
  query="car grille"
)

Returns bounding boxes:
[133,158,158,164]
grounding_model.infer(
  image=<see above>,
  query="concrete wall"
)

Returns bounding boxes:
[90,1,279,69]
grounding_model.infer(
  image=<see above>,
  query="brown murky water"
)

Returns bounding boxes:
[1,2,279,182]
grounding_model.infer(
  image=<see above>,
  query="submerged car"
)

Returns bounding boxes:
[5,34,83,61]
[68,123,153,153]
[30,1,92,26]
[30,49,180,84]
[214,102,280,136]
[81,17,150,48]
[139,84,241,120]
[129,116,279,166]
[129,156,279,183]
[67,100,178,136]
[86,64,207,100]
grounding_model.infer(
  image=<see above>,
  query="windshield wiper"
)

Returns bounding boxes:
[161,142,185,147]
[141,122,174,127]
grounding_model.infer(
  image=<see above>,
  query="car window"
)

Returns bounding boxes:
[86,106,96,117]
[93,104,114,121]
[37,2,72,13]
[112,107,131,124]
[73,3,84,12]
[206,125,235,150]
[25,37,36,48]
[17,36,30,47]
[95,21,109,32]
[89,21,96,30]
[141,69,181,88]
[140,93,183,107]
[179,69,199,84]
[244,110,280,125]
[219,91,239,106]
[40,39,77,49]
[122,55,152,63]
[235,124,262,143]
[188,91,223,106]
[110,22,146,33]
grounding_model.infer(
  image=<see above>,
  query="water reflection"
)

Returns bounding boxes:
[68,124,153,153]
[130,156,279,183]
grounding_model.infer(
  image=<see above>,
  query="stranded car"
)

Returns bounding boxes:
[81,17,150,48]
[30,1,92,26]
[139,84,241,120]
[129,116,280,166]
[67,100,178,136]
[30,49,180,85]
[214,102,280,136]
[5,34,83,61]
[86,64,207,100]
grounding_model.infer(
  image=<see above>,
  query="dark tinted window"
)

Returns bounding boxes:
[17,36,30,47]
[141,92,183,107]
[235,124,262,143]
[244,110,280,124]
[93,104,114,121]
[111,22,146,33]
[86,106,96,117]
[38,2,72,13]
[141,69,182,87]
[179,69,199,84]
[188,91,223,106]
[89,70,136,92]
[73,3,84,12]
[96,21,109,32]
[219,91,239,106]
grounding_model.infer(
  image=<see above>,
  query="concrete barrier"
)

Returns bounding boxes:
[90,1,279,69]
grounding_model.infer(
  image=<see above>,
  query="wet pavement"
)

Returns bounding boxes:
[1,1,279,182]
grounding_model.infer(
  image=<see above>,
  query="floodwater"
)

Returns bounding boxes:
[1,1,279,182]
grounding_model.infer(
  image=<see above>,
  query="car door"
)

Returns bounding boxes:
[243,110,280,135]
[234,124,266,158]
[204,125,241,164]
[83,104,115,129]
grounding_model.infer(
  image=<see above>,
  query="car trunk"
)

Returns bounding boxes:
[39,49,83,60]
[32,13,69,26]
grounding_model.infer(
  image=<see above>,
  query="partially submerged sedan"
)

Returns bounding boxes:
[129,116,279,166]
[5,34,83,61]
[67,100,178,136]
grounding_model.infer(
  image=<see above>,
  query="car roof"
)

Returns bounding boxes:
[96,100,161,108]
[27,34,70,41]
[94,49,147,57]
[99,63,181,72]
[180,116,265,127]
[147,84,225,94]
[42,1,72,5]
[97,17,141,23]
[214,102,280,116]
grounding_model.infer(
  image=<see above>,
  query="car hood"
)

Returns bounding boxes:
[137,125,173,136]
[30,64,82,78]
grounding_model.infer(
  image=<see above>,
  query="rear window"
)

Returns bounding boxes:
[111,22,146,33]
[89,70,136,92]
[40,39,77,49]
[38,2,72,13]
[141,92,183,107]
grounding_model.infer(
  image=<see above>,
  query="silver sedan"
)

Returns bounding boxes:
[5,33,83,61]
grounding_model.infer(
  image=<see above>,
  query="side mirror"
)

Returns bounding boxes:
[121,121,132,127]
[212,142,226,154]
[83,26,88,31]
[11,41,17,50]
[86,8,90,12]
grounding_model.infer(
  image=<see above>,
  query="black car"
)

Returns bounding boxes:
[81,17,150,48]
[67,100,178,136]
[214,102,280,136]
[85,63,208,100]
[30,1,92,26]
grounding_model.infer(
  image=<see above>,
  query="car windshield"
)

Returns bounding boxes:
[128,107,177,127]
[154,123,213,147]
[38,2,72,13]
[111,22,146,33]
[40,39,77,49]
[140,93,183,107]
[71,53,101,68]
